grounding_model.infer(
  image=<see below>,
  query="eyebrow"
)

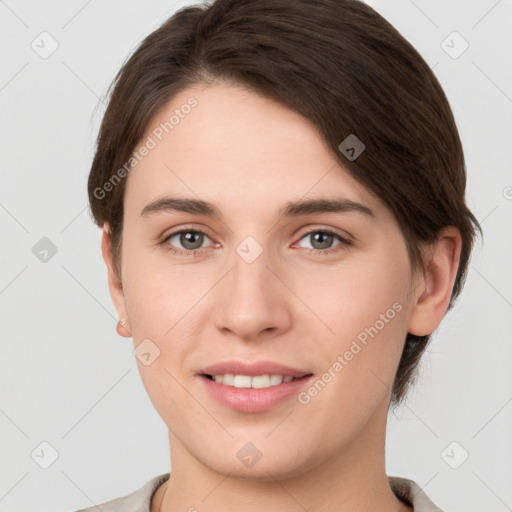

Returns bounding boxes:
[140,196,376,220]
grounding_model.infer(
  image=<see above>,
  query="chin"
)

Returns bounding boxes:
[196,442,322,482]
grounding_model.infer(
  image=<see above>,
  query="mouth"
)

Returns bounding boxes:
[201,373,313,389]
[199,371,315,412]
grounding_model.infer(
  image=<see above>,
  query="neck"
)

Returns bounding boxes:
[156,400,412,512]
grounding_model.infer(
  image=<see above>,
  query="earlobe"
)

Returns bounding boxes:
[116,318,132,338]
[101,224,132,338]
[407,226,462,336]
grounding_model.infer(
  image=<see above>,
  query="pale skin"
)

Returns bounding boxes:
[101,81,462,512]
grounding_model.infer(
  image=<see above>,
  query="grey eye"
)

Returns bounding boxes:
[298,231,341,250]
[167,230,209,250]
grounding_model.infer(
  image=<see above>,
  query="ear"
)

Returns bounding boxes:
[407,226,462,336]
[101,224,132,338]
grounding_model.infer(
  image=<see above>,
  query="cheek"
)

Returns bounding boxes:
[301,255,408,336]
[297,251,411,388]
[121,248,213,381]
[120,239,191,334]
[295,264,409,434]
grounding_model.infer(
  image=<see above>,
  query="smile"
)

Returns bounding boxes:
[204,373,300,388]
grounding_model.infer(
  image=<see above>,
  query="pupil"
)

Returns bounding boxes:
[312,232,332,249]
[181,231,203,249]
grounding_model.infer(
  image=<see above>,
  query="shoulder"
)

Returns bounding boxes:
[72,473,170,512]
[388,475,445,512]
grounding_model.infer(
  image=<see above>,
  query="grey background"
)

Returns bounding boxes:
[1,1,511,511]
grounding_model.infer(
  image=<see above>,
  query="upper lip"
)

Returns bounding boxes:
[198,360,313,378]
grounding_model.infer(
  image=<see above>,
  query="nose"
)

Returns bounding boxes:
[214,242,292,342]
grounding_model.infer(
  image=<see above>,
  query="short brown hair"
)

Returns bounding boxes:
[88,0,482,407]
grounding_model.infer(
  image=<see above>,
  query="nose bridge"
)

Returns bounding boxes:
[230,233,274,303]
[215,233,289,339]
[235,234,266,269]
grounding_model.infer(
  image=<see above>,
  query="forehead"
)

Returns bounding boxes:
[124,82,387,221]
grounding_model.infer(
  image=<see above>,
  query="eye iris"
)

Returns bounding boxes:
[181,231,203,250]
[311,232,333,250]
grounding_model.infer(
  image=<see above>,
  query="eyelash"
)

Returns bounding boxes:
[159,227,352,257]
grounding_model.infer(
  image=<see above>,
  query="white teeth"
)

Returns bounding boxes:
[269,375,283,386]
[234,375,252,388]
[210,374,296,388]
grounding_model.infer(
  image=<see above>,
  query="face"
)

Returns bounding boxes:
[106,82,423,479]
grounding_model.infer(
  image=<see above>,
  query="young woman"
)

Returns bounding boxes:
[81,0,481,510]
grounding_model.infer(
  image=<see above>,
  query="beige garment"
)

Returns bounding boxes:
[74,472,444,511]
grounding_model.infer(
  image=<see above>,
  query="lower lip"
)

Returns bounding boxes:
[199,374,314,413]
